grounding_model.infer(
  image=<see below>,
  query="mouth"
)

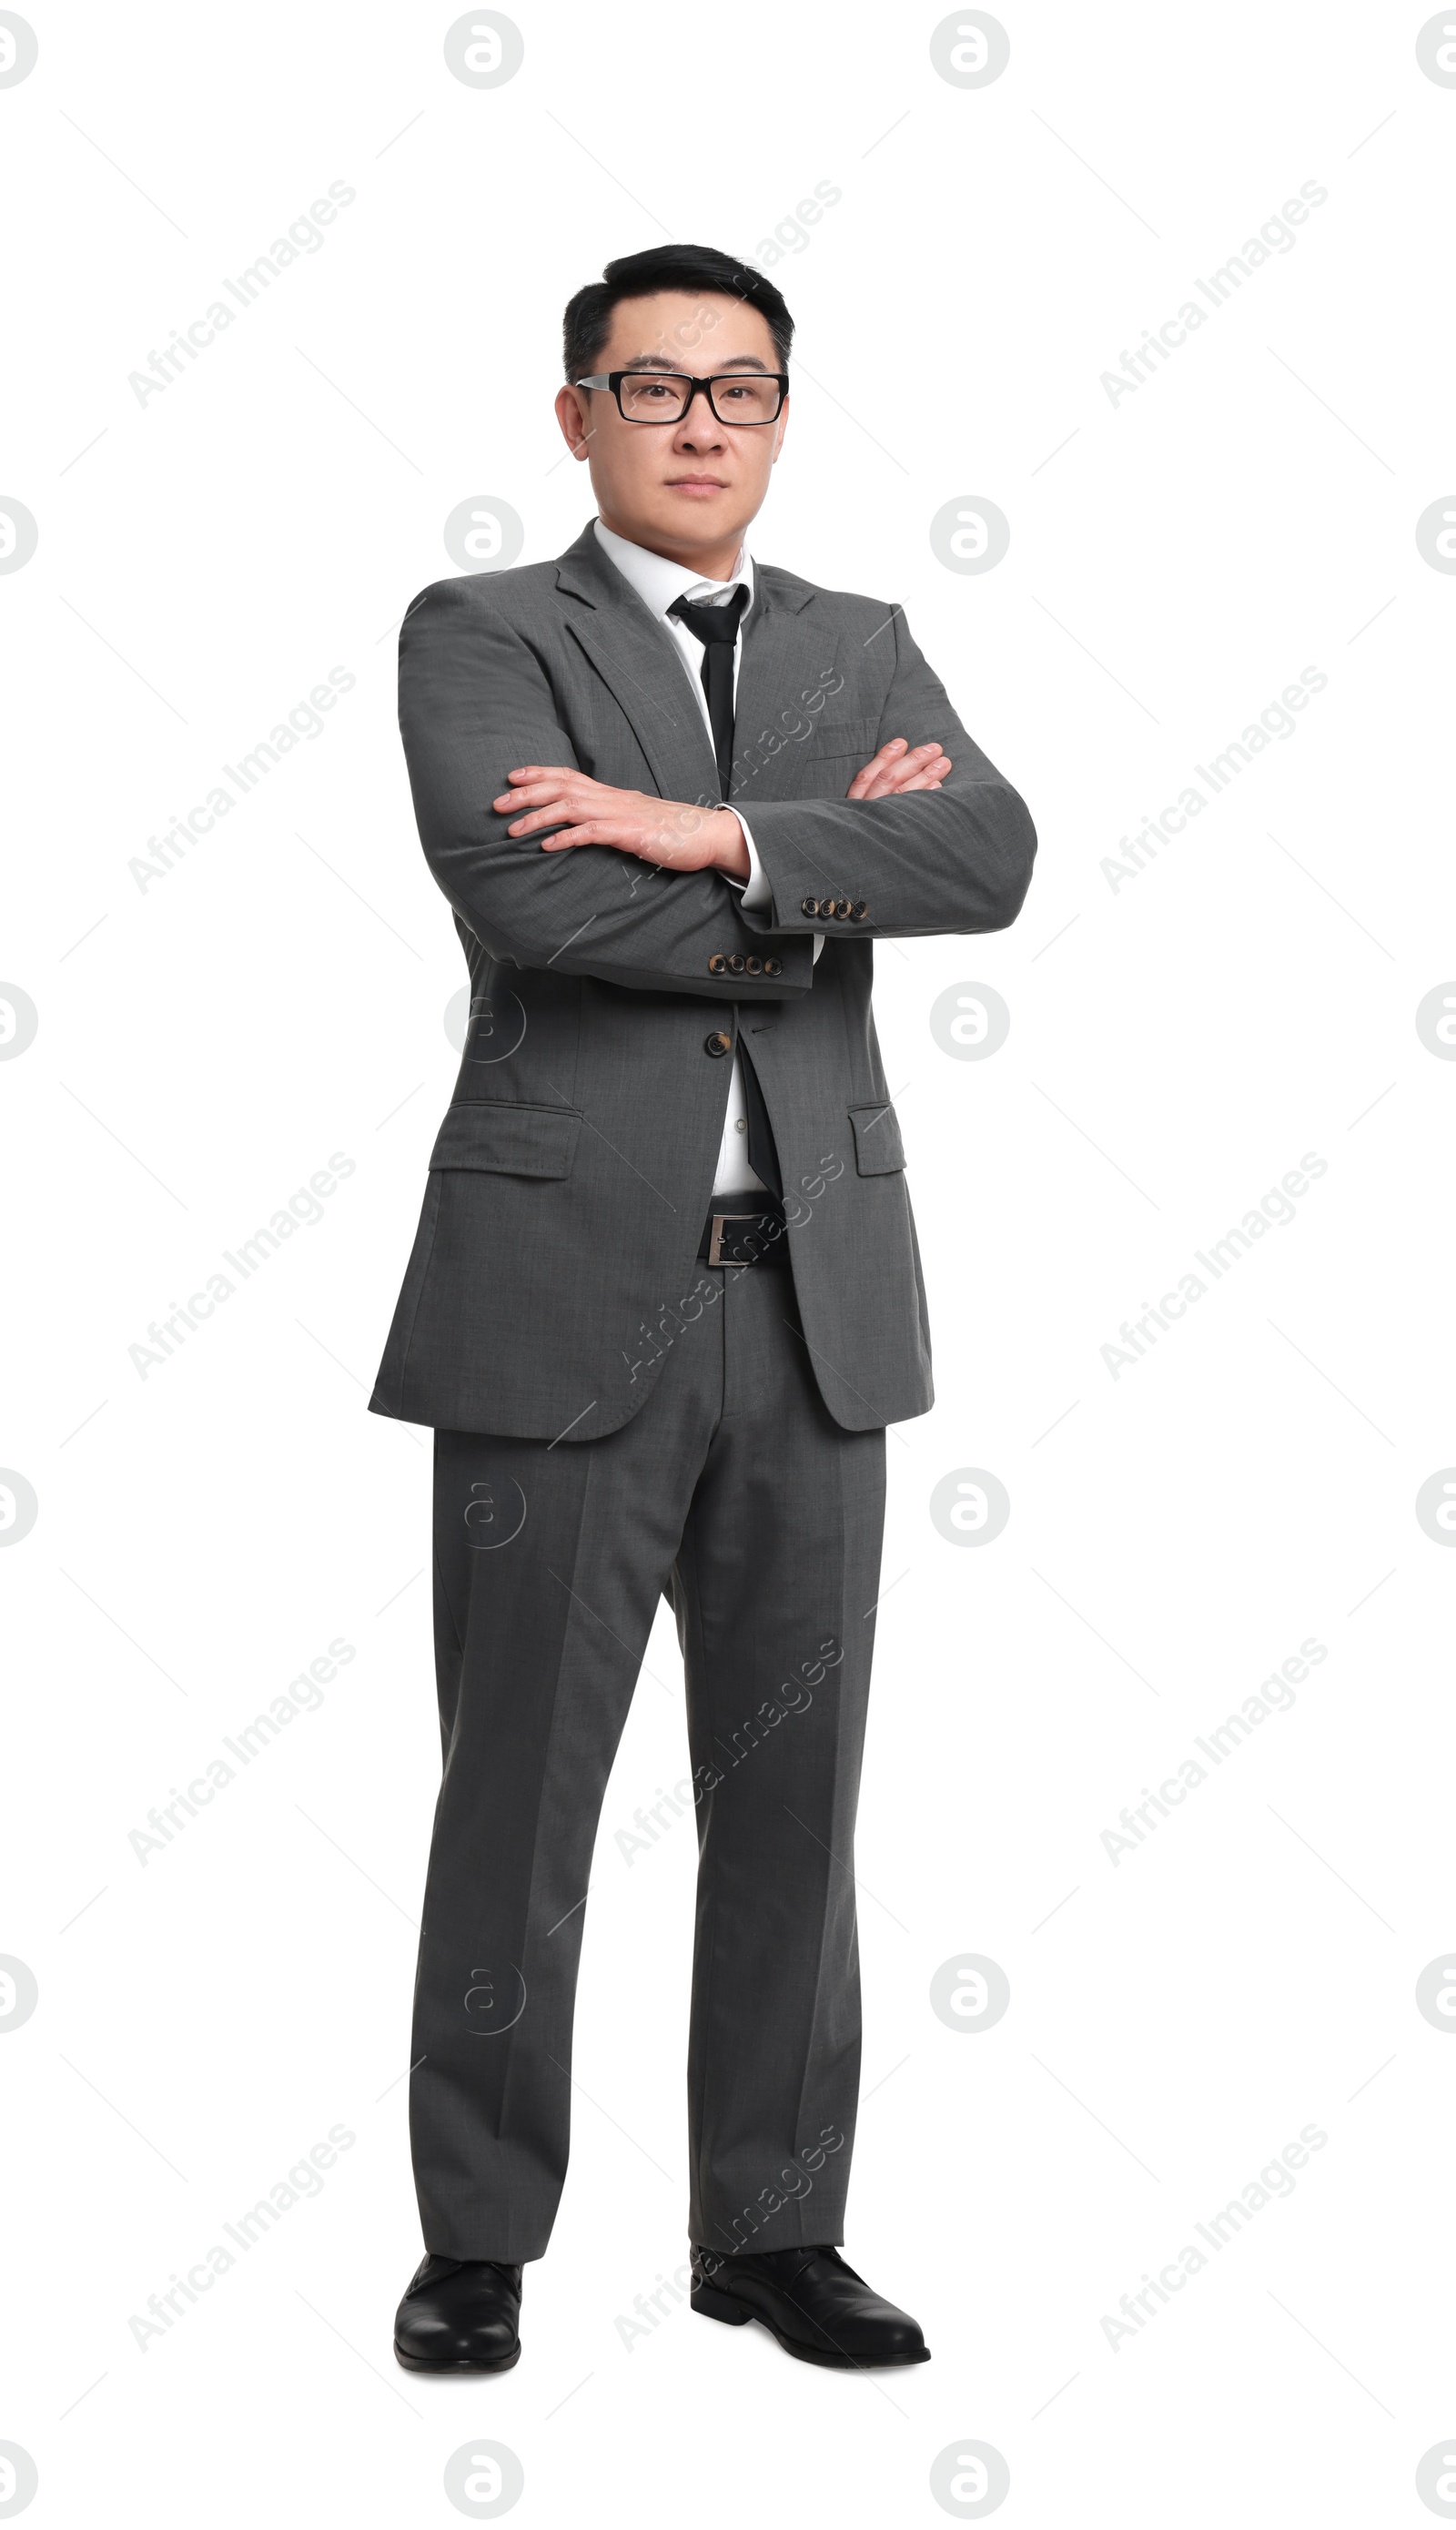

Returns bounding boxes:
[666,475,727,494]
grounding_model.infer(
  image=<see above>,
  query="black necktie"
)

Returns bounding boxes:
[668,586,749,800]
[668,584,781,1199]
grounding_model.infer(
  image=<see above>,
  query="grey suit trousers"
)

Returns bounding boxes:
[413,1254,886,2261]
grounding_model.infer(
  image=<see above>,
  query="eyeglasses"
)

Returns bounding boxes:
[573,370,789,426]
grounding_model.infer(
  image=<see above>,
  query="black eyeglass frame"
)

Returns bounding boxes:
[572,370,790,425]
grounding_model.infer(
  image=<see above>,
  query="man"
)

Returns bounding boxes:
[370,243,1036,2373]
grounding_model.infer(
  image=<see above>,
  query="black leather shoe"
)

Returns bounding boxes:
[393,2254,523,2372]
[691,2243,929,2368]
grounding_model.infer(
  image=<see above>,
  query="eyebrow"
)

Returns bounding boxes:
[618,352,774,372]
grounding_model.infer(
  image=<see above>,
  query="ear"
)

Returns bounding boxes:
[555,383,594,460]
[771,396,790,463]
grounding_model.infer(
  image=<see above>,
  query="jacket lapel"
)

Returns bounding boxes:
[728,565,838,807]
[555,521,721,805]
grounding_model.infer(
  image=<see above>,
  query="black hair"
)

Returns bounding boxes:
[562,243,793,382]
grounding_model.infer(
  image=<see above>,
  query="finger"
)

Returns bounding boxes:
[844,738,909,800]
[858,745,944,800]
[494,769,587,801]
[538,823,602,852]
[876,748,951,797]
[495,785,572,813]
[887,752,951,790]
[506,805,583,836]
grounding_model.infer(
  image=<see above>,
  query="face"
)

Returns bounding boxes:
[555,290,789,571]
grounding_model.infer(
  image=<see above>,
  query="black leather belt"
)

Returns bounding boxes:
[697,1202,790,1268]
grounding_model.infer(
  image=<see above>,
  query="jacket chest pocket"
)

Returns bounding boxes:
[798,712,881,762]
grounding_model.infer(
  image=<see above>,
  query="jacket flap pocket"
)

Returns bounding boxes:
[430,1100,582,1179]
[849,1101,905,1175]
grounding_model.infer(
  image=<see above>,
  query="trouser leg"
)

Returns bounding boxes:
[670,1263,887,2253]
[413,1318,720,2261]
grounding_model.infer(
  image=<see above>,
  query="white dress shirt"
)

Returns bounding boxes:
[592,516,795,1199]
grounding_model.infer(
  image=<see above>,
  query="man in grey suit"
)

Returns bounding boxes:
[373,243,1036,2373]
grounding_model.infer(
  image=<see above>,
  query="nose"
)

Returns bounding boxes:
[674,384,724,444]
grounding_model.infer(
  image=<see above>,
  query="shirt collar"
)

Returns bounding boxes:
[593,517,754,623]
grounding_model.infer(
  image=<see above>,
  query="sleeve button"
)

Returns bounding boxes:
[800,896,820,916]
[763,955,783,976]
[707,953,728,975]
[743,955,762,975]
[727,953,745,974]
[851,900,869,920]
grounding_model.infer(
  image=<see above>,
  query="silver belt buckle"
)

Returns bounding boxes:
[708,1210,758,1267]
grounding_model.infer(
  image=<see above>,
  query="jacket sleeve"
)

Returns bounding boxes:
[397,578,813,999]
[736,605,1036,939]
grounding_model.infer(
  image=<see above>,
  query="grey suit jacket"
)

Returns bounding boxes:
[368,519,1036,1441]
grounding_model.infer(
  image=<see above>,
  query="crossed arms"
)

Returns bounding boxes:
[398,577,1036,999]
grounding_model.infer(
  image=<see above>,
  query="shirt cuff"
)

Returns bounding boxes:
[723,814,825,963]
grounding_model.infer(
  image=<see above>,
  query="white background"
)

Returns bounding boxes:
[4,2,1455,2523]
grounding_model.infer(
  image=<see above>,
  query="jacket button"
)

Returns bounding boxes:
[707,953,727,975]
[704,1030,733,1058]
[800,896,820,916]
[851,900,868,920]
[834,900,852,920]
[820,897,839,918]
[744,955,762,975]
[763,955,783,977]
[727,953,745,974]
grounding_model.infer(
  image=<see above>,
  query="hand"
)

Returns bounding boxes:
[846,737,951,799]
[493,766,748,875]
